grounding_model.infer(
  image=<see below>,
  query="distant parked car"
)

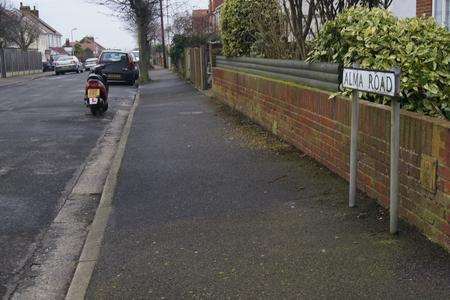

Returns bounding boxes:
[131,50,140,63]
[98,51,137,85]
[42,61,54,72]
[84,58,98,71]
[54,56,84,75]
[130,51,140,80]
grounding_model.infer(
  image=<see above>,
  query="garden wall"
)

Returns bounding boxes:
[212,62,450,251]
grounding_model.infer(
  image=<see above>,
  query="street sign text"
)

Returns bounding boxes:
[342,68,399,97]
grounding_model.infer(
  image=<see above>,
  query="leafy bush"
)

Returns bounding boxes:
[169,34,209,66]
[308,7,450,119]
[249,1,292,59]
[221,0,285,58]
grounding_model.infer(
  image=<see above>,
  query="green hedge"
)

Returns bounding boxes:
[308,7,450,119]
[221,0,283,58]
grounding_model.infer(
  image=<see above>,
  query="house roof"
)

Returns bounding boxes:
[49,47,68,55]
[78,37,106,53]
[25,12,62,36]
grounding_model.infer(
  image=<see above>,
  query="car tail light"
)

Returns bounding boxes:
[128,59,134,70]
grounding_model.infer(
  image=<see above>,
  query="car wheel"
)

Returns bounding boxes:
[55,71,60,76]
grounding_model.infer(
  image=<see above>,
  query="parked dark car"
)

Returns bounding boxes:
[98,51,137,85]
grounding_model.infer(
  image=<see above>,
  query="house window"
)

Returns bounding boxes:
[434,0,450,29]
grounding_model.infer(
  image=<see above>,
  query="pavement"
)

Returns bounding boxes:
[0,71,137,297]
[0,72,53,88]
[83,69,450,299]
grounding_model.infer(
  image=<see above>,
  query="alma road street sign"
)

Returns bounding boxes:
[342,67,399,97]
[342,65,401,235]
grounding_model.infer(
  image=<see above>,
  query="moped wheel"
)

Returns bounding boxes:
[90,107,98,116]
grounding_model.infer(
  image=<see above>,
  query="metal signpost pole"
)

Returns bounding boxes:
[348,62,360,208]
[343,66,401,235]
[349,84,359,207]
[389,68,401,234]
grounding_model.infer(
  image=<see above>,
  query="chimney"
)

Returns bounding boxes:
[19,3,39,18]
[32,6,39,18]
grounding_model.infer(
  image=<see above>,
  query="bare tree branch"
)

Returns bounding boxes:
[0,1,20,48]
[282,0,394,60]
[8,13,41,50]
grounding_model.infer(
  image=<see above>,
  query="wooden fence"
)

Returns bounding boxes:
[175,43,222,90]
[188,47,208,90]
[0,48,42,78]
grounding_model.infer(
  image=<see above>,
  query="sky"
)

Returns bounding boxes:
[8,0,209,50]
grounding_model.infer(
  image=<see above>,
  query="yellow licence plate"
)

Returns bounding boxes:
[88,89,100,98]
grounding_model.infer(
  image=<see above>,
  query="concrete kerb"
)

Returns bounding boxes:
[65,88,141,300]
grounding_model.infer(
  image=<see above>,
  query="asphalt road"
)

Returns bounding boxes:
[0,72,136,296]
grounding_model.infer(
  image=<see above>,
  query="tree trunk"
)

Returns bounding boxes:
[137,18,151,83]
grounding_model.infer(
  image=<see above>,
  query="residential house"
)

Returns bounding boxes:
[19,3,62,61]
[209,0,224,33]
[383,0,449,29]
[48,47,68,57]
[78,36,105,57]
[389,0,417,17]
[63,37,105,61]
[417,0,449,29]
[192,9,209,34]
[205,1,448,31]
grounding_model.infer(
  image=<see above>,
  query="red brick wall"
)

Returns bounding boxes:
[213,67,450,251]
[192,9,209,34]
[417,0,433,16]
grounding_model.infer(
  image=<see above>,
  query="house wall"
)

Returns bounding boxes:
[213,66,450,252]
[417,0,433,16]
[38,35,48,61]
[390,0,417,17]
[193,9,209,34]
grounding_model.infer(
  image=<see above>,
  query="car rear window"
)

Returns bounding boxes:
[100,52,127,63]
[56,56,71,61]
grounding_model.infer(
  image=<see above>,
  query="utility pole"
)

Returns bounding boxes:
[159,0,167,68]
